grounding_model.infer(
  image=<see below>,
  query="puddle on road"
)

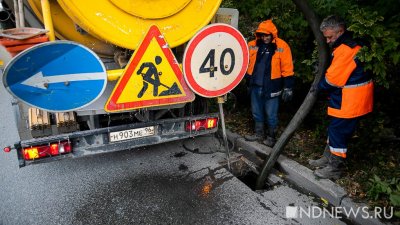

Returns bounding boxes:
[72,169,235,224]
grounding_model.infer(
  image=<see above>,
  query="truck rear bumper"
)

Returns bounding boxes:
[15,113,219,167]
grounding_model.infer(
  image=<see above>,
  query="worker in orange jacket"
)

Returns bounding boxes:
[309,15,374,179]
[244,19,295,147]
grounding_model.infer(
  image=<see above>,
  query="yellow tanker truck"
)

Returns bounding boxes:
[0,0,241,167]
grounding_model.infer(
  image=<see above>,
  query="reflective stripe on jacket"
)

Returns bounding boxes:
[319,35,374,118]
[247,38,294,79]
[246,20,294,97]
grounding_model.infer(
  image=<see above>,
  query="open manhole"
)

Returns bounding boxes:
[223,155,357,225]
[221,155,281,191]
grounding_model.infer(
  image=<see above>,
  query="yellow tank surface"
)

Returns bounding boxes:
[27,0,117,57]
[57,0,222,50]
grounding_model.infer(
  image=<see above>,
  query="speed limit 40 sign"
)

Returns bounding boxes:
[183,23,249,98]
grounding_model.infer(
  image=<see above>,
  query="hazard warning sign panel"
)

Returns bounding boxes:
[105,25,195,112]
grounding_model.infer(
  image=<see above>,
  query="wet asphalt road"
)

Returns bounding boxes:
[0,71,345,225]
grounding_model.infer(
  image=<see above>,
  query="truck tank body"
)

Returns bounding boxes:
[56,0,222,50]
[26,0,117,57]
[2,0,117,57]
[0,1,242,168]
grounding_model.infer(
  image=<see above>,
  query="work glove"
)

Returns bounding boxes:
[282,88,293,102]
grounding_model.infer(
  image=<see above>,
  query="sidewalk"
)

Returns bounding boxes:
[224,129,391,225]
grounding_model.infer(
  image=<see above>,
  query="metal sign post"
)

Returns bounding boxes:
[217,96,231,170]
[183,23,249,171]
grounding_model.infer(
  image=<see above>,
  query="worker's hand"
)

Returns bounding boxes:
[282,88,293,102]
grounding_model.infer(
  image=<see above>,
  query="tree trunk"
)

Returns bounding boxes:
[255,0,330,189]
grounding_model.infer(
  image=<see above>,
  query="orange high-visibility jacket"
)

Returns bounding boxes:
[319,32,374,118]
[246,20,294,81]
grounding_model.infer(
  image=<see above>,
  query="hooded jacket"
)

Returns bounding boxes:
[318,31,374,118]
[246,20,294,98]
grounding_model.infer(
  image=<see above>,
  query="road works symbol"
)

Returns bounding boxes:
[105,25,195,112]
[136,55,182,98]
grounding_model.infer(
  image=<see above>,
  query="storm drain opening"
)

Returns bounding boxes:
[221,155,282,191]
[223,153,357,224]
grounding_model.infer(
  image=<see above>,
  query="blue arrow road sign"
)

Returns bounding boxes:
[2,41,107,112]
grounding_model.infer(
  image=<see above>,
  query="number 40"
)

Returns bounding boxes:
[199,48,235,77]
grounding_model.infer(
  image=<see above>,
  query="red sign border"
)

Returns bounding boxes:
[183,23,249,98]
[105,25,195,112]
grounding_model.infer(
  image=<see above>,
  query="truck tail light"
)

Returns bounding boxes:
[186,117,218,131]
[3,146,11,153]
[23,141,72,160]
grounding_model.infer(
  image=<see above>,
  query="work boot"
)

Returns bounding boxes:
[263,128,276,147]
[314,165,342,180]
[244,133,264,142]
[314,154,344,180]
[309,157,329,168]
[308,145,330,168]
[263,136,276,147]
[245,122,264,142]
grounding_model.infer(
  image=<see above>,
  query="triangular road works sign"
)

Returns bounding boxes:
[105,25,195,112]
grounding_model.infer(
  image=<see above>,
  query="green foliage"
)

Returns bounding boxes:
[224,1,399,220]
[229,0,316,83]
[301,41,319,82]
[367,175,397,200]
[367,175,400,217]
[307,1,400,89]
[355,111,397,145]
[225,0,399,88]
[348,8,399,88]
[220,0,235,8]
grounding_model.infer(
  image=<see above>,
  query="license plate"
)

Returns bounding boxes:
[109,126,155,142]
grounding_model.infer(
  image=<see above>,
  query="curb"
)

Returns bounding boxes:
[224,129,388,225]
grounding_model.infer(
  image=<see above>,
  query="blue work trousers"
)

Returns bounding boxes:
[328,117,359,158]
[250,86,279,129]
